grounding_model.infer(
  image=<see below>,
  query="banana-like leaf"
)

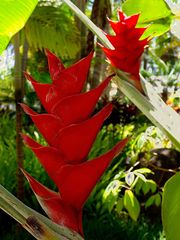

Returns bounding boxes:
[0,0,38,54]
[0,185,84,240]
[122,0,173,38]
[62,0,180,150]
[162,172,180,240]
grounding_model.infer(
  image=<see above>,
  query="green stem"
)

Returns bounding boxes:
[114,75,180,150]
[0,185,84,240]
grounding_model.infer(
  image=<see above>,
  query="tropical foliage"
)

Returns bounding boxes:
[0,0,180,240]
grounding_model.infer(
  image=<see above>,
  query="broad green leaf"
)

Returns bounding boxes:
[124,190,140,221]
[137,18,173,39]
[122,0,173,38]
[0,0,38,54]
[162,172,180,240]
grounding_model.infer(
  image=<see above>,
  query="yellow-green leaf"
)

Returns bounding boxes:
[124,190,140,221]
[0,0,38,54]
[162,172,180,240]
[122,0,173,38]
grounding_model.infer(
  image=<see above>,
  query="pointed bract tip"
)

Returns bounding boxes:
[103,103,113,117]
[89,49,94,56]
[125,13,140,28]
[45,48,61,62]
[24,71,30,79]
[106,16,111,22]
[45,48,52,56]
[21,133,42,149]
[20,103,37,116]
[88,50,94,57]
[20,133,29,143]
[22,169,58,198]
[21,168,33,185]
[24,72,36,83]
[79,50,94,64]
[118,10,126,21]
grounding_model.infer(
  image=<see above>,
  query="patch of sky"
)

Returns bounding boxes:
[0,45,14,79]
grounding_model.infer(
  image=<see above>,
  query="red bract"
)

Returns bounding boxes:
[101,10,150,91]
[22,169,83,235]
[22,50,128,236]
[24,51,93,113]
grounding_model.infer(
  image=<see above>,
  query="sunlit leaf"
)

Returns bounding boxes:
[134,168,153,175]
[122,0,174,38]
[124,190,140,221]
[162,172,180,240]
[103,180,122,200]
[0,0,38,54]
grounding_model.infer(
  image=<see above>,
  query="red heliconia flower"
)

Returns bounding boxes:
[21,103,113,162]
[101,10,151,91]
[22,49,128,236]
[20,75,112,144]
[24,50,94,113]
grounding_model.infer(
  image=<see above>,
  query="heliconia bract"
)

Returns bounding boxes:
[22,49,128,236]
[101,10,151,91]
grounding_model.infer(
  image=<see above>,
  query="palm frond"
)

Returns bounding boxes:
[25,4,80,59]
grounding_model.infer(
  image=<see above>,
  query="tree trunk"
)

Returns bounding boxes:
[86,0,111,89]
[14,33,28,201]
[75,0,87,58]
